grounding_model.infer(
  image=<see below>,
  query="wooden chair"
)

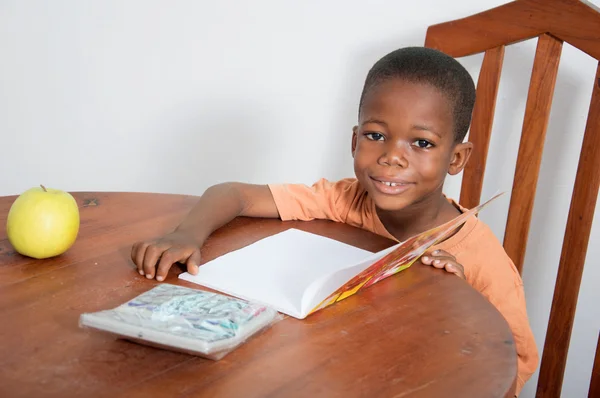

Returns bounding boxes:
[423,0,600,396]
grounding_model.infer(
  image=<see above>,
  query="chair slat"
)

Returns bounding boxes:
[589,331,600,398]
[504,34,563,274]
[536,62,600,398]
[424,0,600,60]
[459,46,505,209]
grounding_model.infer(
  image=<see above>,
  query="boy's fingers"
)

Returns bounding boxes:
[431,256,456,267]
[133,242,150,275]
[432,259,451,270]
[421,256,447,269]
[432,249,455,259]
[155,248,186,281]
[153,247,201,281]
[421,253,466,279]
[422,250,454,263]
[186,250,201,275]
[131,243,138,265]
[445,262,465,279]
[143,244,170,278]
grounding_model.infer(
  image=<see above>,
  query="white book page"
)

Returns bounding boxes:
[178,228,373,318]
[300,242,401,316]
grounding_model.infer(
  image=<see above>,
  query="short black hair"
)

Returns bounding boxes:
[358,47,476,143]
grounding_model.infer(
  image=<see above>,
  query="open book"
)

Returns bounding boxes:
[179,193,503,319]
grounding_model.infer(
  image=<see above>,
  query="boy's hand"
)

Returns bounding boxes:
[421,249,465,279]
[130,231,201,282]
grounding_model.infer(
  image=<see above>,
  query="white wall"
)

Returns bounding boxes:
[1,0,598,396]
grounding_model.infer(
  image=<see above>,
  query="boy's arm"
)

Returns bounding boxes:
[175,182,279,242]
[131,182,279,281]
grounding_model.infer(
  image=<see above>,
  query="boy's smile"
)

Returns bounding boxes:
[370,175,413,195]
[352,78,472,236]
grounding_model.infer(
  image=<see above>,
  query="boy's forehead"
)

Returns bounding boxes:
[359,79,454,124]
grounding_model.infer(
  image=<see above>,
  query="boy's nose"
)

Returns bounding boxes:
[378,143,408,168]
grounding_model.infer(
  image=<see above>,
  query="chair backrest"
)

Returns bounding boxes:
[424,0,600,396]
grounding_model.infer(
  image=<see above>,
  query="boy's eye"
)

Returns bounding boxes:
[365,132,385,141]
[413,139,434,149]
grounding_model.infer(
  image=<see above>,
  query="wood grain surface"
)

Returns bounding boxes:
[535,63,600,398]
[0,192,517,398]
[458,45,505,209]
[503,33,563,274]
[424,0,600,60]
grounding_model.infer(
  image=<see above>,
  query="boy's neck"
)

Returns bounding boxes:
[376,188,461,242]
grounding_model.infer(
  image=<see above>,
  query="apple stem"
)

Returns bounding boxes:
[40,184,47,192]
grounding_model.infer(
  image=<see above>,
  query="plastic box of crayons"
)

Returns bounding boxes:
[79,283,280,360]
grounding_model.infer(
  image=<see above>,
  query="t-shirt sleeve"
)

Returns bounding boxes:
[267,178,357,223]
[453,225,539,396]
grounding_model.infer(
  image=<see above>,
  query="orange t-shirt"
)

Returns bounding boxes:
[268,177,538,395]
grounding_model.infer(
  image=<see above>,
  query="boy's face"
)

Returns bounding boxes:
[352,79,472,213]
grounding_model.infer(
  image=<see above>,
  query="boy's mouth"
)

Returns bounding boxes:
[379,181,402,187]
[370,176,413,195]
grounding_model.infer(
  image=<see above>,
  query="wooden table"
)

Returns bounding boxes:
[0,192,517,398]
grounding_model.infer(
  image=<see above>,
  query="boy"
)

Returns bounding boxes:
[131,47,538,395]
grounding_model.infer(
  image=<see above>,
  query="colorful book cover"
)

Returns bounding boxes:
[308,192,504,315]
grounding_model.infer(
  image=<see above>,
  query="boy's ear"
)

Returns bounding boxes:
[448,141,473,175]
[351,126,358,157]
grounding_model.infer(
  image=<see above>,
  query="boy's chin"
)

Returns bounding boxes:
[371,195,413,213]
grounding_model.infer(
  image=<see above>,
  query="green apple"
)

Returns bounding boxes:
[6,185,80,259]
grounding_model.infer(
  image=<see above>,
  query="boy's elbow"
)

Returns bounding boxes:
[201,182,246,210]
[203,182,277,218]
[236,183,280,218]
[204,182,279,218]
